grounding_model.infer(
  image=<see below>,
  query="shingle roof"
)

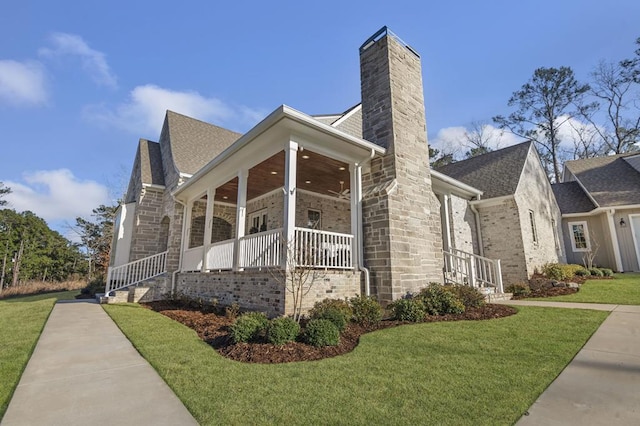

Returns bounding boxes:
[166,110,242,175]
[139,139,164,186]
[564,153,640,207]
[551,182,596,214]
[435,141,532,199]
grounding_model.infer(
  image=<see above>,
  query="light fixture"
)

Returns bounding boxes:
[620,218,626,227]
[270,171,278,175]
[223,196,228,200]
[305,180,311,184]
[302,155,310,159]
[338,166,346,171]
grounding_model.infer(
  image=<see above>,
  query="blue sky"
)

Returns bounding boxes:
[1,0,639,237]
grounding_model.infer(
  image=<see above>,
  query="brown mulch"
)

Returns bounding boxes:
[143,301,517,364]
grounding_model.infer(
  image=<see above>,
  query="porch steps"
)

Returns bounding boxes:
[99,275,168,304]
[485,292,513,303]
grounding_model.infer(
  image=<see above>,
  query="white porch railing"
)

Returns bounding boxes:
[105,251,168,294]
[205,238,235,270]
[182,246,204,271]
[443,248,503,293]
[239,228,283,268]
[294,228,353,269]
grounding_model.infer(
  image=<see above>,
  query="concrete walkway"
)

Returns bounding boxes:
[1,300,198,426]
[495,300,640,425]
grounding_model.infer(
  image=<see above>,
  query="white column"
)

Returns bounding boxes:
[283,141,298,269]
[442,193,452,252]
[180,200,193,272]
[201,188,215,272]
[350,164,360,269]
[606,209,624,272]
[234,169,249,270]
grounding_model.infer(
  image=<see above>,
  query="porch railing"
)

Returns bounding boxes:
[294,228,353,269]
[105,251,168,294]
[239,228,283,268]
[205,238,235,270]
[442,248,503,293]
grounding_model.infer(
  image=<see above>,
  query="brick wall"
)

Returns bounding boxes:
[128,186,164,261]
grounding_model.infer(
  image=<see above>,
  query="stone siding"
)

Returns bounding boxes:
[514,148,566,277]
[360,32,443,304]
[128,186,164,261]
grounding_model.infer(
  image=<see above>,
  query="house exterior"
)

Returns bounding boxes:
[552,153,640,272]
[108,27,563,315]
[437,142,566,284]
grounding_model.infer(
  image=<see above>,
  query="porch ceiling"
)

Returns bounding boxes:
[213,151,351,204]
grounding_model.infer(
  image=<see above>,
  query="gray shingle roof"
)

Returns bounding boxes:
[564,153,640,207]
[551,182,596,214]
[435,141,532,199]
[139,139,164,186]
[166,111,242,175]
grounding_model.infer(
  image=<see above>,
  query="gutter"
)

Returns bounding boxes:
[469,201,484,257]
[355,154,374,297]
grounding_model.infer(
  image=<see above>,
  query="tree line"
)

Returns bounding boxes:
[431,37,640,182]
[0,182,116,289]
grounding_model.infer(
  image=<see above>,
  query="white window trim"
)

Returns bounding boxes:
[529,210,538,244]
[568,220,591,252]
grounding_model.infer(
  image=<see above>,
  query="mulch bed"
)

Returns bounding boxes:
[143,301,516,364]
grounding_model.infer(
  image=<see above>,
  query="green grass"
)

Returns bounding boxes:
[104,304,607,425]
[532,273,640,305]
[0,290,79,418]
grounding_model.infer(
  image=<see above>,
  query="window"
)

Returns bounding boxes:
[568,221,590,252]
[248,209,267,234]
[307,209,321,229]
[529,210,538,243]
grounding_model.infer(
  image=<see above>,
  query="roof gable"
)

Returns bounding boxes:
[435,141,532,199]
[165,110,242,175]
[551,181,596,214]
[564,153,640,207]
[139,139,164,186]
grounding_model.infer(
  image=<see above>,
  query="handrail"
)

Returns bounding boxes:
[294,227,354,269]
[443,249,503,293]
[105,251,168,295]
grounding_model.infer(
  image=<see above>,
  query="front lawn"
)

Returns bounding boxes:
[0,291,79,418]
[104,304,607,425]
[532,273,640,305]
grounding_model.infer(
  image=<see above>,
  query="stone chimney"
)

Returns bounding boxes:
[359,27,443,303]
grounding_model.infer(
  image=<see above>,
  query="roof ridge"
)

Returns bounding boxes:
[166,110,242,136]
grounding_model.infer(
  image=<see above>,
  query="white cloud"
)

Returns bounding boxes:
[4,169,110,223]
[430,124,522,158]
[85,84,265,135]
[0,60,47,106]
[39,32,117,88]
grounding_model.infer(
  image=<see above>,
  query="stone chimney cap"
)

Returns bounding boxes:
[359,26,420,58]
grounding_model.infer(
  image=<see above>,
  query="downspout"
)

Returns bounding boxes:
[469,198,484,257]
[172,197,187,296]
[357,150,374,297]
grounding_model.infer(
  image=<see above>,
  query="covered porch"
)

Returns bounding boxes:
[174,105,385,276]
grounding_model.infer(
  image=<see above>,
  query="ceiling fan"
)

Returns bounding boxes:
[328,181,350,200]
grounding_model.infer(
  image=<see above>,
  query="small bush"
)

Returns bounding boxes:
[416,283,465,315]
[589,268,604,277]
[81,277,105,296]
[389,298,426,322]
[574,268,590,277]
[349,295,383,326]
[230,312,269,343]
[267,317,300,345]
[444,285,486,308]
[314,307,349,331]
[505,283,531,297]
[542,263,585,281]
[225,302,240,319]
[304,319,340,347]
[309,299,352,331]
[600,268,613,277]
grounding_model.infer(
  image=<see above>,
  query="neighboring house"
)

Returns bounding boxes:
[552,153,640,272]
[108,27,562,315]
[436,142,566,285]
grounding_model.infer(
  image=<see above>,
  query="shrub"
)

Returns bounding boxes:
[575,268,590,277]
[416,283,465,315]
[225,302,240,319]
[444,285,486,308]
[309,299,352,331]
[267,317,300,345]
[600,268,613,277]
[589,268,604,277]
[389,298,426,322]
[313,307,349,331]
[230,312,269,343]
[505,283,531,297]
[81,277,105,296]
[304,319,340,347]
[542,263,585,281]
[349,295,383,326]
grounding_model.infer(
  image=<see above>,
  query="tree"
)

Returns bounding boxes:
[73,204,117,278]
[428,146,455,168]
[462,122,500,159]
[581,60,640,154]
[494,66,593,182]
[0,182,10,207]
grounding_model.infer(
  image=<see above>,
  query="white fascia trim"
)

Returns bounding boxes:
[179,172,193,179]
[331,104,362,127]
[561,204,640,218]
[431,170,483,199]
[142,183,165,190]
[470,194,515,208]
[173,104,386,199]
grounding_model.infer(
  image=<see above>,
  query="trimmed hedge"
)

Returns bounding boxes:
[230,312,269,343]
[304,319,340,347]
[389,298,426,322]
[349,295,383,326]
[267,317,300,345]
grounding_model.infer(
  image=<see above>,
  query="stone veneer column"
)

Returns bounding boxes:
[359,28,443,304]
